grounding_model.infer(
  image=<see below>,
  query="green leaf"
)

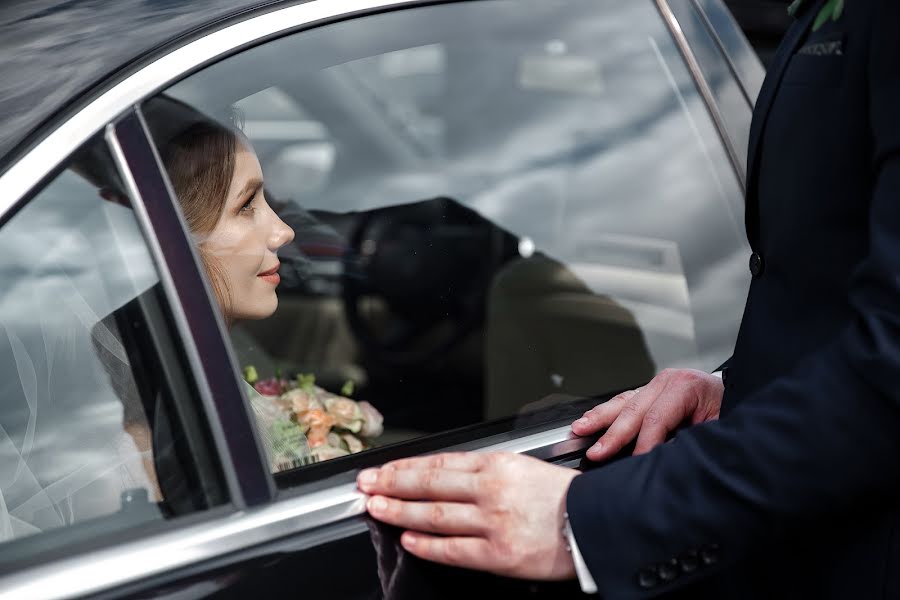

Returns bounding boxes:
[832,0,844,20]
[813,0,838,31]
[242,365,258,384]
[341,380,355,397]
[296,372,316,392]
[275,367,283,380]
[787,0,804,17]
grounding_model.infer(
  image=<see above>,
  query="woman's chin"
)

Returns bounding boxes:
[233,294,278,321]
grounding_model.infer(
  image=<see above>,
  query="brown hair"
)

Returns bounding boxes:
[161,121,239,311]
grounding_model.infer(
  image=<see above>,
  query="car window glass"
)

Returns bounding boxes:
[233,87,336,203]
[144,0,750,478]
[0,135,227,563]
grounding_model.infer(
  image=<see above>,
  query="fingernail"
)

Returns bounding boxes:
[574,418,588,427]
[358,469,378,487]
[591,442,603,454]
[369,496,388,513]
[403,533,417,548]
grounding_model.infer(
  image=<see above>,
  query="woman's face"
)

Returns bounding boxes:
[202,143,294,323]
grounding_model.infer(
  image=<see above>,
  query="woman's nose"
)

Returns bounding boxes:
[269,211,295,251]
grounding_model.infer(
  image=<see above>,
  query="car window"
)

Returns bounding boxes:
[0,134,227,563]
[143,0,750,480]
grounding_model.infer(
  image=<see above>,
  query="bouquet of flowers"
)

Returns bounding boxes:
[243,366,384,463]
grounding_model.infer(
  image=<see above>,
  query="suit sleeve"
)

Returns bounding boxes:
[566,3,900,597]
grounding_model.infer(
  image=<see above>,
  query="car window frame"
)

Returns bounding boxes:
[0,0,755,597]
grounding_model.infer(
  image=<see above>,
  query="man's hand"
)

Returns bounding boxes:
[357,452,579,580]
[572,368,724,461]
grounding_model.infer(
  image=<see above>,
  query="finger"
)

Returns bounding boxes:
[633,397,686,455]
[366,496,485,535]
[400,531,495,572]
[585,390,653,461]
[571,391,635,436]
[357,465,478,501]
[384,452,486,473]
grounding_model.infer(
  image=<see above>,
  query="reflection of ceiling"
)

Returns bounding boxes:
[163,0,755,369]
[210,0,754,370]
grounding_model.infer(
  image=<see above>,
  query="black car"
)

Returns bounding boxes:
[0,0,763,597]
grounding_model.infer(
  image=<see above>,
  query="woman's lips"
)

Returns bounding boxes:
[258,263,280,285]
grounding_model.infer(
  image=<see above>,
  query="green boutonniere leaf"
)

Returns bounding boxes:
[832,0,845,19]
[814,0,844,31]
[788,0,845,31]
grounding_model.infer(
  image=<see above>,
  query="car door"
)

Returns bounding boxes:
[0,125,254,598]
[0,0,758,598]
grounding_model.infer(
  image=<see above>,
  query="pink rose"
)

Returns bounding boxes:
[254,378,282,397]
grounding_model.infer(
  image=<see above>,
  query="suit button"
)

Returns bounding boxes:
[679,549,700,573]
[700,543,720,566]
[658,558,680,582]
[749,252,764,278]
[637,567,660,589]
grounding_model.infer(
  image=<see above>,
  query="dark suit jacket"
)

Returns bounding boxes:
[567,0,900,597]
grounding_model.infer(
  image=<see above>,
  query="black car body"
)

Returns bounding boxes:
[0,1,764,597]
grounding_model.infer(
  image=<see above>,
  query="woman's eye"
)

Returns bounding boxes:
[240,197,255,213]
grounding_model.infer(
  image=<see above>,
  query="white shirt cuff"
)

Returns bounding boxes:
[564,514,598,594]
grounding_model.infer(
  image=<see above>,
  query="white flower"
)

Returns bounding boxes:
[324,395,365,433]
[358,401,384,438]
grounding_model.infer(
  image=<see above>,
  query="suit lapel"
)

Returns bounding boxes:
[746,1,822,185]
[744,0,823,247]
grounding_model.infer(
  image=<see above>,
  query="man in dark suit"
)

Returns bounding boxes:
[357,0,900,596]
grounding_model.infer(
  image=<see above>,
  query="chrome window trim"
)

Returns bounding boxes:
[0,0,430,221]
[689,0,757,108]
[655,0,747,189]
[105,120,247,506]
[0,424,583,600]
[690,0,766,106]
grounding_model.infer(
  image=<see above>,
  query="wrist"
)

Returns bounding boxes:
[547,471,579,580]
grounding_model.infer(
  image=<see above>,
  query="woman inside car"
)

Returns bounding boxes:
[160,120,314,472]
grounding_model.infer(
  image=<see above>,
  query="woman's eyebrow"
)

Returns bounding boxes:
[235,177,263,201]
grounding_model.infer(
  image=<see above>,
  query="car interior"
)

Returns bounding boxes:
[142,63,658,454]
[141,10,673,446]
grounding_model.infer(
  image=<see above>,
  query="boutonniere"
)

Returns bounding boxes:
[788,0,844,31]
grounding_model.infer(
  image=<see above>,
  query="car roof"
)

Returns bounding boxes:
[0,0,769,178]
[0,0,300,173]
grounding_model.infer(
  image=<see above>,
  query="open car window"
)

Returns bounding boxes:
[143,0,750,485]
[0,134,228,566]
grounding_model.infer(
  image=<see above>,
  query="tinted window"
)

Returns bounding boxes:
[0,135,226,561]
[145,0,750,476]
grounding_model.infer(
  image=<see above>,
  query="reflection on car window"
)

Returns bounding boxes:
[0,136,226,559]
[148,0,750,475]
